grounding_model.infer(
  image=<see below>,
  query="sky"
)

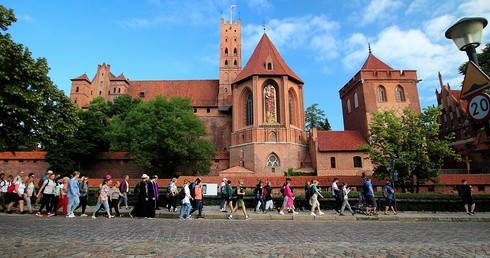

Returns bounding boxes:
[2,0,490,130]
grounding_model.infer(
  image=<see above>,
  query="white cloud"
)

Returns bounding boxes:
[423,15,455,42]
[406,0,430,15]
[246,0,271,10]
[458,0,490,18]
[19,14,34,24]
[242,15,340,63]
[361,0,403,25]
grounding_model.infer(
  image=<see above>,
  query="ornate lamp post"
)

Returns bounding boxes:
[445,17,487,66]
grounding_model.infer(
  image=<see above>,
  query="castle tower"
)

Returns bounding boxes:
[70,74,91,109]
[91,63,112,101]
[339,51,421,137]
[218,17,241,111]
[228,33,307,175]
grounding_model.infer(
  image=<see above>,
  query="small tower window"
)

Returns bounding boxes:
[118,88,121,93]
[353,156,362,168]
[268,132,276,142]
[377,86,387,102]
[75,87,79,93]
[354,92,359,108]
[224,60,228,67]
[99,91,102,95]
[347,99,351,113]
[224,48,228,56]
[74,98,78,104]
[113,88,116,93]
[207,108,210,113]
[330,157,336,168]
[234,60,237,67]
[266,62,273,70]
[396,86,406,102]
[139,91,145,99]
[233,48,237,56]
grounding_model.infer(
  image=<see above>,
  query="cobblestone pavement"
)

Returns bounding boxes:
[1,212,489,257]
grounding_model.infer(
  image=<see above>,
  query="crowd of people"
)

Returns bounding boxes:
[0,170,477,219]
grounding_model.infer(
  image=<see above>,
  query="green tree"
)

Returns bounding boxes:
[459,42,490,76]
[107,96,216,177]
[359,107,459,193]
[45,97,112,174]
[0,5,81,151]
[305,103,331,131]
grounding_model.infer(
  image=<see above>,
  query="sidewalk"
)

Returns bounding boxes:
[77,205,490,222]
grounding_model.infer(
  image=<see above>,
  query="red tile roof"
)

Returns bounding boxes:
[233,33,303,84]
[112,73,128,82]
[0,151,46,159]
[128,80,219,107]
[70,74,91,82]
[361,53,393,70]
[317,130,367,152]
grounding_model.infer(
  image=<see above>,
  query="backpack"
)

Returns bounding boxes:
[38,175,48,188]
[361,182,369,195]
[382,186,388,198]
[189,182,196,198]
[7,182,15,193]
[280,184,285,195]
[178,187,186,200]
[457,186,465,197]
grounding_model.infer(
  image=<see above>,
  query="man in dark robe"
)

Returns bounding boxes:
[147,176,156,218]
[130,174,149,218]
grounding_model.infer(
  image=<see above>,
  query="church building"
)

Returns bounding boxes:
[69,17,420,177]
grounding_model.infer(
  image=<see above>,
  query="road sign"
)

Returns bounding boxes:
[467,93,490,122]
[461,61,490,99]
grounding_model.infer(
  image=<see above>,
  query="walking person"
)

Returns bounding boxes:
[263,181,273,211]
[253,179,264,213]
[36,173,56,217]
[332,178,341,214]
[303,180,311,211]
[1,174,11,211]
[167,178,178,212]
[339,183,355,216]
[147,175,156,219]
[66,171,80,218]
[35,170,52,207]
[77,176,89,217]
[110,181,123,217]
[53,177,69,216]
[219,177,227,212]
[5,176,27,214]
[179,179,193,220]
[23,173,36,214]
[459,179,476,215]
[229,179,250,220]
[190,178,203,219]
[310,179,324,216]
[91,178,112,219]
[280,178,297,215]
[383,181,397,215]
[223,179,234,213]
[130,174,150,218]
[118,175,130,210]
[363,178,377,215]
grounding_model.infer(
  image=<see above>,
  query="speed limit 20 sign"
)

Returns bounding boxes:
[468,93,490,122]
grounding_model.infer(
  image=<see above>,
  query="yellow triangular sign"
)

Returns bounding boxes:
[461,61,490,99]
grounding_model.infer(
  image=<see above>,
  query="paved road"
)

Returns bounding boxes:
[1,213,489,257]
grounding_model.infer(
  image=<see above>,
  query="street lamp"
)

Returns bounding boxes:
[445,17,487,66]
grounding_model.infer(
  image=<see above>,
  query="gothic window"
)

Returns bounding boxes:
[118,88,121,93]
[75,87,79,93]
[264,83,278,123]
[289,94,293,125]
[377,86,387,102]
[233,48,237,56]
[353,156,362,168]
[234,60,237,67]
[288,89,297,126]
[395,86,406,102]
[354,92,359,108]
[266,153,280,167]
[246,91,253,126]
[330,157,336,168]
[347,98,351,113]
[224,48,228,56]
[266,62,273,70]
[268,132,276,142]
[224,60,228,67]
[113,88,116,93]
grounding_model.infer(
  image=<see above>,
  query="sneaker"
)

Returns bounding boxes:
[67,214,76,218]
[36,212,43,217]
[319,211,324,215]
[47,212,54,217]
[293,211,298,215]
[228,215,233,220]
[245,216,251,220]
[310,212,316,216]
[279,211,285,215]
[80,214,88,217]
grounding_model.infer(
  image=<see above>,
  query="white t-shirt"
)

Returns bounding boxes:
[15,181,26,195]
[182,184,191,204]
[170,182,177,195]
[332,182,338,196]
[43,179,56,194]
[1,181,10,193]
[26,182,35,196]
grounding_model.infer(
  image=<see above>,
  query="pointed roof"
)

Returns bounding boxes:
[361,53,393,70]
[233,33,303,84]
[70,73,91,82]
[112,73,128,82]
